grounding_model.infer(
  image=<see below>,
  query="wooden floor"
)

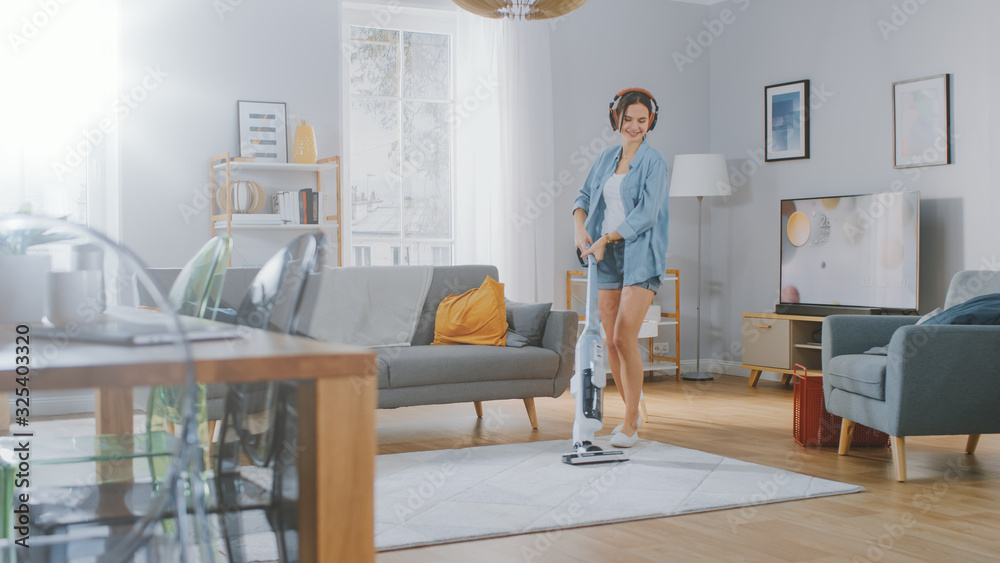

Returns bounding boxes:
[376,374,1000,562]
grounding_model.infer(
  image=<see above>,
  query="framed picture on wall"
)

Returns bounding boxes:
[764,79,810,162]
[893,74,951,168]
[238,100,288,163]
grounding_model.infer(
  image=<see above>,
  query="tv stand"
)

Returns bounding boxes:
[741,312,825,387]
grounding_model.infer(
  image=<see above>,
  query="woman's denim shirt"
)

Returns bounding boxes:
[572,140,670,284]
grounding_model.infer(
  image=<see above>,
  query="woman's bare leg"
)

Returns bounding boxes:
[612,285,655,436]
[598,289,623,402]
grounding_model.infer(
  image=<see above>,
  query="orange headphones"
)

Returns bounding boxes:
[608,88,659,132]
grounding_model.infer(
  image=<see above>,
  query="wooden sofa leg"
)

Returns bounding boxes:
[967,434,981,454]
[523,398,538,430]
[639,396,649,424]
[838,418,855,456]
[474,401,483,418]
[890,436,907,482]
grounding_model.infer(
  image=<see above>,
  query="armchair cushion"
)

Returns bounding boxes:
[825,354,887,401]
[920,293,1000,326]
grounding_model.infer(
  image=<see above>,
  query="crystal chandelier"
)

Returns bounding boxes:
[452,0,588,21]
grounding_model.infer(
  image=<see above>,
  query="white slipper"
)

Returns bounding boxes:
[611,417,643,435]
[610,431,639,448]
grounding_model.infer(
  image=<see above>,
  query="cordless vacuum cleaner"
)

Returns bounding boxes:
[562,248,629,466]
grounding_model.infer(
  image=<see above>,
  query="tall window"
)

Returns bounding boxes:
[346,9,454,266]
[0,0,118,234]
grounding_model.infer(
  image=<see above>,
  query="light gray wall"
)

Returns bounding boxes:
[119,0,342,267]
[112,0,1000,375]
[705,0,1000,373]
[550,0,713,362]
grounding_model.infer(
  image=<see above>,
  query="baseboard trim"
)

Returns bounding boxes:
[677,360,787,383]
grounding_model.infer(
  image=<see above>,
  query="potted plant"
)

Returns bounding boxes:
[0,209,74,323]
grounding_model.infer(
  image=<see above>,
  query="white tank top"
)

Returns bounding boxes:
[601,173,627,236]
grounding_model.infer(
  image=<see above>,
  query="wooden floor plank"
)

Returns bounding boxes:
[375,374,999,562]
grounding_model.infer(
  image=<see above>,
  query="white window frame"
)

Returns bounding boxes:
[354,245,372,266]
[341,2,457,267]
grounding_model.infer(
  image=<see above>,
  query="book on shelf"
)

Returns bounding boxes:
[272,193,284,222]
[269,189,322,225]
[299,189,310,225]
[299,188,321,224]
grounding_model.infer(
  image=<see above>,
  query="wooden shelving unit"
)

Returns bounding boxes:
[566,268,681,381]
[209,152,343,266]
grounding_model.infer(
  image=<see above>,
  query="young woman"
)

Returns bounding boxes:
[572,88,670,448]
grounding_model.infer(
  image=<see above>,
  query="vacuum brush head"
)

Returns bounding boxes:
[562,448,629,465]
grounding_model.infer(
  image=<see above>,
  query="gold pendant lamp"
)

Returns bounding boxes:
[452,0,587,20]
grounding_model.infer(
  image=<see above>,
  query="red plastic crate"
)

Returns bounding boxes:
[792,364,890,448]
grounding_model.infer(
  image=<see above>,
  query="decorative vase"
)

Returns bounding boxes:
[292,120,317,164]
[0,255,50,323]
[216,180,266,214]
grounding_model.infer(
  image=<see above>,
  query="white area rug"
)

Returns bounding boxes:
[375,438,864,551]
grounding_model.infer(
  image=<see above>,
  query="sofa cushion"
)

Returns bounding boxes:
[505,300,552,348]
[826,354,887,401]
[374,353,390,389]
[411,265,500,345]
[432,276,508,346]
[380,345,559,389]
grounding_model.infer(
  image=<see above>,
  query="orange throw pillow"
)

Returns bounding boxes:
[431,276,508,346]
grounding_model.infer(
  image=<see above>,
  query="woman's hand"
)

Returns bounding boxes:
[574,226,593,257]
[580,234,607,263]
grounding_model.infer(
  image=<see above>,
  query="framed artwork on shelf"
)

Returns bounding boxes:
[764,79,810,162]
[238,100,287,163]
[893,74,951,168]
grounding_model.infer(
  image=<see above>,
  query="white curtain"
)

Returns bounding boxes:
[455,12,555,303]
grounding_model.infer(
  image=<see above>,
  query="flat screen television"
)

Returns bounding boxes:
[778,191,919,315]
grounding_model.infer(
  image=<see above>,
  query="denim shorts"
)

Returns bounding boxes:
[596,242,661,294]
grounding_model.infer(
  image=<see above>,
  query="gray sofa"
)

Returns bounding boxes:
[144,264,577,428]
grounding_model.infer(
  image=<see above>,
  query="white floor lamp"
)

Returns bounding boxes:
[670,154,732,381]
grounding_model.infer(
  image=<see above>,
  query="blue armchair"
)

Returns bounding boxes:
[822,270,1000,481]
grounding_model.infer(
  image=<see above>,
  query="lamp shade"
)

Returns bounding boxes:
[670,153,732,198]
[452,0,587,20]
